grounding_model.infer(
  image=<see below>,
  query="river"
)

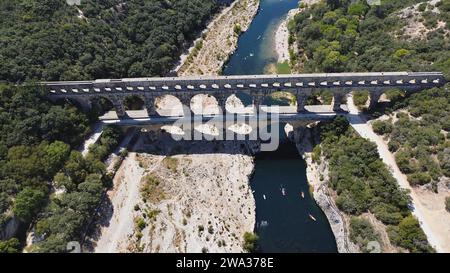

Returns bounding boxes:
[223,0,337,253]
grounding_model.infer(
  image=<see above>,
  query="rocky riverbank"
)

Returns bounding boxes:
[176,0,259,76]
[293,126,359,253]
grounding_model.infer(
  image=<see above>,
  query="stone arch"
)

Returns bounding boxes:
[123,94,145,111]
[352,90,370,109]
[155,95,184,117]
[380,88,406,104]
[190,94,220,115]
[225,91,253,114]
[121,94,146,118]
[52,97,90,112]
[263,91,296,106]
[88,96,114,117]
[262,91,297,113]
[305,89,333,106]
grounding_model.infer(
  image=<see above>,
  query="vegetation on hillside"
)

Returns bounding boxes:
[0,0,218,82]
[0,84,90,251]
[371,85,450,188]
[315,116,433,252]
[292,0,450,78]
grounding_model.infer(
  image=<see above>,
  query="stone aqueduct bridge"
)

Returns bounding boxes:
[43,72,445,118]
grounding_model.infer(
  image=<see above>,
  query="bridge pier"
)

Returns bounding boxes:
[332,93,344,112]
[144,95,158,116]
[368,91,382,110]
[296,94,307,112]
[253,93,264,113]
[111,96,126,118]
[215,94,228,115]
[179,94,194,116]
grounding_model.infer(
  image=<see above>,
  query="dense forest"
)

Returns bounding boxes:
[0,0,218,82]
[291,0,450,78]
[0,0,221,252]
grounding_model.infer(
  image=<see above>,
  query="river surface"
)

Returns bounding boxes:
[223,0,337,252]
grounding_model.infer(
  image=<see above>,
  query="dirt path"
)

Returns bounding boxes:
[78,123,104,157]
[345,94,446,253]
[94,153,164,252]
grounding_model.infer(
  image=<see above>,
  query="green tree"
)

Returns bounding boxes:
[387,215,433,253]
[13,187,46,222]
[0,238,21,253]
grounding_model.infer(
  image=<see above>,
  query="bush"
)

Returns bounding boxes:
[234,23,242,35]
[387,215,433,253]
[243,232,259,252]
[349,217,379,252]
[407,172,432,186]
[135,217,147,231]
[372,120,393,135]
[372,203,403,225]
[388,140,400,152]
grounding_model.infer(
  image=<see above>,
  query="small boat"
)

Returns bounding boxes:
[263,194,266,200]
[309,214,317,221]
[249,53,254,57]
[257,35,261,40]
[301,191,305,199]
[281,188,286,196]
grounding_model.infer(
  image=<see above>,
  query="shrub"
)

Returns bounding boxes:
[135,217,146,231]
[0,238,20,253]
[163,157,179,172]
[407,172,432,186]
[387,215,433,253]
[233,23,242,35]
[372,120,393,135]
[372,203,403,225]
[243,232,258,252]
[349,217,379,252]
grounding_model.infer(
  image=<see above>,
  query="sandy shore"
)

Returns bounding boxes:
[177,0,259,76]
[274,8,298,63]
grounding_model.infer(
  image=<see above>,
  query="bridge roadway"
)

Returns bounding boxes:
[43,72,445,118]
